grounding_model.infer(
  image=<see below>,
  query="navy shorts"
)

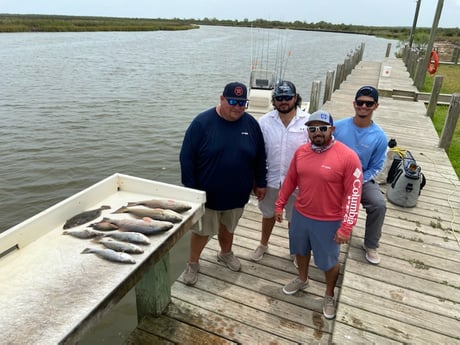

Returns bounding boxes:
[289,208,341,271]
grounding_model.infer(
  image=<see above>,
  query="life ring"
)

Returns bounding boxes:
[427,50,439,75]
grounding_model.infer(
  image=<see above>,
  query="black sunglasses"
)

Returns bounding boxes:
[356,100,376,107]
[275,95,294,102]
[307,125,331,133]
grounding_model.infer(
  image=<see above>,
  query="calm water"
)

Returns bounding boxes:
[0,25,395,343]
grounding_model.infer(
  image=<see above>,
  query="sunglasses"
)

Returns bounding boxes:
[275,95,294,102]
[307,125,331,133]
[226,98,248,107]
[356,100,376,107]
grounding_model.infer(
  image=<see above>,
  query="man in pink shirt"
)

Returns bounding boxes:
[275,110,362,319]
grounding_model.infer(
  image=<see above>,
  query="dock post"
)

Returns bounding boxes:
[135,253,171,320]
[426,75,444,118]
[385,43,392,58]
[308,80,322,113]
[439,93,460,150]
[452,47,460,64]
[323,70,335,104]
[334,63,344,91]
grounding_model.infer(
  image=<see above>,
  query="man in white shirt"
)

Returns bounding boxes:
[250,80,309,266]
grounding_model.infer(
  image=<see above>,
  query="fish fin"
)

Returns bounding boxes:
[142,217,154,222]
[126,202,137,207]
[101,205,111,210]
[81,248,92,254]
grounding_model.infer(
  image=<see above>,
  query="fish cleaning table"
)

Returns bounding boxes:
[0,173,205,345]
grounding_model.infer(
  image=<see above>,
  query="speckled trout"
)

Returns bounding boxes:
[81,247,136,264]
[127,199,192,213]
[102,217,173,235]
[113,206,183,223]
[95,237,144,254]
[63,228,104,239]
[104,231,151,245]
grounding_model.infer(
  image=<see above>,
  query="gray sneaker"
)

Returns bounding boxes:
[323,295,336,319]
[362,244,381,264]
[250,244,268,261]
[183,262,199,286]
[217,251,241,271]
[282,277,309,295]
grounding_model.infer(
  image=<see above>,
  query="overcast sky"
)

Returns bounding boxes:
[1,0,459,28]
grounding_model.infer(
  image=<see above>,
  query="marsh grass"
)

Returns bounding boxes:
[423,64,460,178]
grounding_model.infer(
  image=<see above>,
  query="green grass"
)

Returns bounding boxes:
[422,64,460,178]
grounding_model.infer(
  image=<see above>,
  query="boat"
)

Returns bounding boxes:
[246,29,309,118]
[0,173,206,344]
[246,68,310,118]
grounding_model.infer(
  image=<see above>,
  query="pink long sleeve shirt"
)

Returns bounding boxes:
[275,141,363,238]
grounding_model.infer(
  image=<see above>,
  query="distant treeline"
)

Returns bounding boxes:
[1,14,459,45]
[0,14,199,32]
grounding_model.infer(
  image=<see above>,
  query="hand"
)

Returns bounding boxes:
[334,232,350,244]
[275,211,283,223]
[253,187,266,201]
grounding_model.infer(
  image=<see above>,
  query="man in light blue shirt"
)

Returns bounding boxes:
[334,86,387,264]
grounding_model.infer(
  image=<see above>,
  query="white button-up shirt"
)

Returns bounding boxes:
[259,108,309,188]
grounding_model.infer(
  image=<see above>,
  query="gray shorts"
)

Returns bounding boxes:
[258,187,297,221]
[192,207,244,236]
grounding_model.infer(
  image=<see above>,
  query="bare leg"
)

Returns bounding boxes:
[324,263,340,297]
[218,223,233,253]
[296,252,311,281]
[260,216,276,246]
[188,232,209,263]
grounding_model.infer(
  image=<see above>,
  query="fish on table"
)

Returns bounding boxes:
[127,199,192,213]
[89,220,119,231]
[104,231,151,245]
[113,206,183,223]
[102,217,174,235]
[63,228,104,239]
[95,237,144,254]
[81,247,136,264]
[63,205,111,229]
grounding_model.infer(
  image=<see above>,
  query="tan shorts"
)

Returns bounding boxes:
[192,207,244,236]
[258,187,297,221]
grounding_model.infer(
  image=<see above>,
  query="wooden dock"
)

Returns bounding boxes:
[125,58,460,344]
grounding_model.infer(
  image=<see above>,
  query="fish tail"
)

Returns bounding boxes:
[112,206,128,214]
[81,248,93,254]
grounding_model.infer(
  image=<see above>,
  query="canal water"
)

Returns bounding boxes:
[0,25,396,343]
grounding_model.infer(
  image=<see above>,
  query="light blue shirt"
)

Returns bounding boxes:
[334,117,387,183]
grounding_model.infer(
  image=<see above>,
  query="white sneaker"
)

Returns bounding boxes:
[250,244,268,261]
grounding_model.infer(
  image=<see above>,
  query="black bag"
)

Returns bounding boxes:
[386,150,426,207]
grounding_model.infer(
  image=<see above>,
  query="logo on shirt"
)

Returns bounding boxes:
[353,168,362,178]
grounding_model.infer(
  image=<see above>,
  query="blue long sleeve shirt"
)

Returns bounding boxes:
[334,117,387,183]
[180,107,267,210]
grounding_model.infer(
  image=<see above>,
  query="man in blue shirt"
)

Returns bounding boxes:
[334,86,387,264]
[180,82,267,285]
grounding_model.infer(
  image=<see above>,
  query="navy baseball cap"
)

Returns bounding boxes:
[355,86,379,102]
[223,82,248,100]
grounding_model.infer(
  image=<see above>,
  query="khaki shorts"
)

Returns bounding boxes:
[192,207,244,236]
[258,187,297,221]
